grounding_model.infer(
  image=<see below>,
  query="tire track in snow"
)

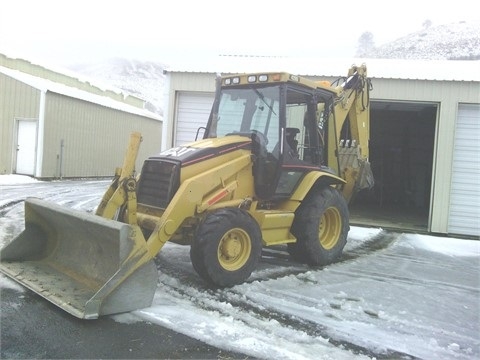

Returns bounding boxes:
[0,200,24,217]
[153,236,417,359]
[153,267,415,359]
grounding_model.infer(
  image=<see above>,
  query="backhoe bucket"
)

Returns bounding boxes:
[0,197,158,319]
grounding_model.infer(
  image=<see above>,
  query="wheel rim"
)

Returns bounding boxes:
[318,206,342,250]
[217,228,251,271]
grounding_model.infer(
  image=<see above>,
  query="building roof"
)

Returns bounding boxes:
[164,56,480,82]
[0,66,162,121]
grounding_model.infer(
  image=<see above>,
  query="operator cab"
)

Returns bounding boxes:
[205,73,337,200]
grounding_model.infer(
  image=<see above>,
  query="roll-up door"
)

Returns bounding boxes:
[448,103,480,237]
[175,92,214,146]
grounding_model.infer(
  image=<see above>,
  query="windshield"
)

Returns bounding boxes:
[213,86,280,152]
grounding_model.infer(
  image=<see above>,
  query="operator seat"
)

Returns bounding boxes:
[285,127,300,158]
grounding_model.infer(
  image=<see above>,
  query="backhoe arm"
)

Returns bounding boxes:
[332,64,371,158]
[330,64,374,201]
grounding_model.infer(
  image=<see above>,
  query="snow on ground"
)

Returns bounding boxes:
[0,176,479,359]
[0,174,40,185]
[127,230,479,360]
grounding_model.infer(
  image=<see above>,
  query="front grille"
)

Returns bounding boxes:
[137,159,180,209]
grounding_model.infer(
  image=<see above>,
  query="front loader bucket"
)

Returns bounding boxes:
[0,197,158,319]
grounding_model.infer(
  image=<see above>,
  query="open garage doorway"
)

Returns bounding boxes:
[349,101,437,232]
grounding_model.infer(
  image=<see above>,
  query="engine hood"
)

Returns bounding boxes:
[150,136,252,167]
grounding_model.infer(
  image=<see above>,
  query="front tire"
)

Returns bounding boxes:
[190,208,262,287]
[289,186,349,265]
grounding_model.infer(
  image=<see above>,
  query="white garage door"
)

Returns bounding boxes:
[176,92,214,146]
[448,103,480,237]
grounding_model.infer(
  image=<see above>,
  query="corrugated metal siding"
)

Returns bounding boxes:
[41,92,162,178]
[0,73,41,174]
[343,78,480,234]
[448,104,480,237]
[166,72,480,235]
[169,72,215,92]
[1,55,145,108]
[355,78,479,102]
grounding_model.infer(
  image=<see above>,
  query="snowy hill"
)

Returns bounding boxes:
[68,21,479,116]
[69,58,166,116]
[364,21,480,60]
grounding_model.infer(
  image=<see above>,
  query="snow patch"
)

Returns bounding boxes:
[0,274,25,292]
[111,313,145,324]
[0,175,39,185]
[347,226,383,245]
[400,233,480,257]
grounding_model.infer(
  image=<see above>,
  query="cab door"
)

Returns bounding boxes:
[273,88,332,197]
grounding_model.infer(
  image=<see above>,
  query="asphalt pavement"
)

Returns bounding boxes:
[0,286,251,359]
[1,178,478,359]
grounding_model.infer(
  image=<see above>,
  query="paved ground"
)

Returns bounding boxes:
[0,179,251,359]
[0,286,250,359]
[1,178,478,360]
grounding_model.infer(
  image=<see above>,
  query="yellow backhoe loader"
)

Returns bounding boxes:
[0,64,373,319]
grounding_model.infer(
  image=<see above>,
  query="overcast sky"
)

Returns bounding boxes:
[1,0,478,67]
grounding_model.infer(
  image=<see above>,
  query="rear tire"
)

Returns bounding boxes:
[190,208,262,287]
[290,186,349,265]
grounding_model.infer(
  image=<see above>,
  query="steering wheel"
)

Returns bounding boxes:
[249,129,268,145]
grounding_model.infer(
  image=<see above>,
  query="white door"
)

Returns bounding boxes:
[15,120,37,175]
[448,104,480,237]
[175,93,214,146]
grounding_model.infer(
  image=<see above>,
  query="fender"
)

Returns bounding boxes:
[290,171,345,202]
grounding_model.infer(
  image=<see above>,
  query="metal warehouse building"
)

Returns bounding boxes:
[0,55,162,179]
[161,57,480,238]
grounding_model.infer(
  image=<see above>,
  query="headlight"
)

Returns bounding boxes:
[258,74,268,82]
